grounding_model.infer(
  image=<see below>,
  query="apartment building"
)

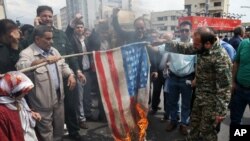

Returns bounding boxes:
[151,10,187,33]
[53,14,62,30]
[66,0,131,29]
[185,0,229,17]
[0,0,6,19]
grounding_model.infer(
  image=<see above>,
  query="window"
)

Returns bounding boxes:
[171,16,176,21]
[157,17,164,21]
[213,12,221,17]
[164,16,168,21]
[200,3,205,8]
[185,5,191,16]
[214,2,221,7]
[171,26,176,31]
[159,26,168,31]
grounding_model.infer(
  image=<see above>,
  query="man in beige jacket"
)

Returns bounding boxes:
[16,25,76,141]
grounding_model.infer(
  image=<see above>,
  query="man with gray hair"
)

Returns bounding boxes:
[16,25,76,141]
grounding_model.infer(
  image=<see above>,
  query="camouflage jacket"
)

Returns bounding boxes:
[165,41,232,116]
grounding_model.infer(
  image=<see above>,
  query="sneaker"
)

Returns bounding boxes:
[79,121,88,129]
[165,122,177,132]
[179,124,188,135]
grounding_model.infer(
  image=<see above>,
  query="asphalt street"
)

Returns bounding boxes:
[63,93,250,141]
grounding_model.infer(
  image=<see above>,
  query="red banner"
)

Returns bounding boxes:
[178,16,241,32]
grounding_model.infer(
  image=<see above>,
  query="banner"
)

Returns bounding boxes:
[178,16,241,32]
[93,42,150,141]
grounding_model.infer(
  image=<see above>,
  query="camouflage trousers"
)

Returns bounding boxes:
[187,98,218,141]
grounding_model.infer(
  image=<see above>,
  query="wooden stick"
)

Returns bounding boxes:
[19,62,48,73]
[16,41,149,73]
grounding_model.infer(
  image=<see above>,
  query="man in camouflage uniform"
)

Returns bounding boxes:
[164,27,232,141]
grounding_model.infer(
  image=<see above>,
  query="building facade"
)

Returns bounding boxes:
[53,14,62,30]
[151,10,187,33]
[0,0,6,19]
[185,0,229,17]
[66,0,132,29]
[60,6,68,31]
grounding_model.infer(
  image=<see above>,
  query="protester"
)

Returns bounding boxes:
[112,8,149,44]
[16,25,76,141]
[31,5,84,141]
[163,21,196,135]
[149,30,166,116]
[0,19,40,141]
[0,19,21,74]
[230,37,250,127]
[220,40,236,62]
[87,19,113,121]
[0,71,41,141]
[157,32,174,122]
[19,24,34,49]
[163,27,232,141]
[229,26,245,51]
[112,7,158,101]
[112,8,157,60]
[223,35,229,43]
[65,14,90,129]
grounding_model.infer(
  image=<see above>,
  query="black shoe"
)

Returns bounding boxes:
[149,110,157,115]
[69,133,84,141]
[79,121,88,129]
[160,117,169,122]
[166,122,177,132]
[177,115,180,121]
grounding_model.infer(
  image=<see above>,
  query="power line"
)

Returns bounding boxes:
[240,6,250,8]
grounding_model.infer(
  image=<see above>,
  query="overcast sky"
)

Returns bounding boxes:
[5,0,250,25]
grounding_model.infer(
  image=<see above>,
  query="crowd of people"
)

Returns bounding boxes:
[0,4,250,141]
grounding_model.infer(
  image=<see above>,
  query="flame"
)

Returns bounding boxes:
[112,103,148,141]
[114,135,131,141]
[136,103,148,141]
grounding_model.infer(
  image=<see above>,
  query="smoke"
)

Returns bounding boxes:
[131,0,184,17]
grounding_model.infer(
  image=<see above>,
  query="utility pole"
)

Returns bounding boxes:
[3,0,7,18]
[205,0,209,16]
[99,0,103,19]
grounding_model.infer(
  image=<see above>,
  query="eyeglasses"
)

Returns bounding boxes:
[180,29,190,33]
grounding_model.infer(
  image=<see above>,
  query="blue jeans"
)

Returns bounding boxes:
[78,71,92,121]
[167,75,193,125]
[230,84,250,125]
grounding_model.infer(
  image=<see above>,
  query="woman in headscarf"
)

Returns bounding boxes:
[0,71,41,141]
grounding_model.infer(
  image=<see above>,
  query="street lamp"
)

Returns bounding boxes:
[3,0,7,18]
[205,0,209,16]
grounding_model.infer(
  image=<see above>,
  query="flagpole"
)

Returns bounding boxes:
[0,42,150,76]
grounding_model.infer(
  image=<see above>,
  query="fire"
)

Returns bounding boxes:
[136,103,148,141]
